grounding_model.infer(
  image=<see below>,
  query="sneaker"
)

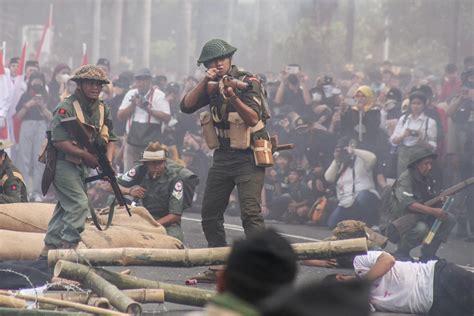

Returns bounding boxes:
[189,266,224,283]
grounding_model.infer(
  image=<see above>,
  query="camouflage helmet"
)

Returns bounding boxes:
[70,64,110,84]
[332,220,388,249]
[407,147,437,168]
[197,39,237,66]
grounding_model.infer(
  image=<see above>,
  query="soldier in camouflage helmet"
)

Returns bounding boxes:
[0,140,28,203]
[387,147,455,262]
[40,64,117,257]
[180,39,270,247]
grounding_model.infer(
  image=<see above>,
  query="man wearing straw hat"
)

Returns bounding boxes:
[117,142,198,241]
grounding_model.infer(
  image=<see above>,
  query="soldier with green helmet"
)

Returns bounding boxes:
[388,147,455,262]
[40,65,117,257]
[0,140,28,203]
[180,39,269,247]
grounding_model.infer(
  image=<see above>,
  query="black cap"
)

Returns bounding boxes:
[386,87,402,102]
[96,58,111,70]
[134,68,152,79]
[9,57,20,65]
[25,60,39,69]
[166,82,180,95]
[410,84,433,100]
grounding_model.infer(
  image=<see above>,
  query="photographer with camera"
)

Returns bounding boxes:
[274,64,312,116]
[117,68,171,171]
[390,91,437,177]
[15,71,53,201]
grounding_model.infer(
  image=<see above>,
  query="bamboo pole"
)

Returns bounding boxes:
[0,290,125,316]
[0,294,27,309]
[0,307,87,315]
[48,238,368,267]
[45,289,164,304]
[94,268,215,307]
[53,261,141,315]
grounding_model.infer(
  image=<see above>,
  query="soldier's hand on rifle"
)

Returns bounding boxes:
[206,68,219,81]
[129,185,146,199]
[223,86,235,98]
[81,151,99,168]
[432,207,448,221]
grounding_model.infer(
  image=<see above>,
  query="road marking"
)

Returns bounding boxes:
[182,216,322,242]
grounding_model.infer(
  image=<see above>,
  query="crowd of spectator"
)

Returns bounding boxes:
[1,55,473,238]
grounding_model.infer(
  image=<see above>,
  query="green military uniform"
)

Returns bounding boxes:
[180,39,269,247]
[118,159,194,241]
[43,65,116,249]
[388,147,455,259]
[0,141,28,203]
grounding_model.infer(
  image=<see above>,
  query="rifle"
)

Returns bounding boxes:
[386,177,474,243]
[40,131,57,196]
[270,135,295,152]
[207,75,251,96]
[423,197,454,245]
[61,117,131,230]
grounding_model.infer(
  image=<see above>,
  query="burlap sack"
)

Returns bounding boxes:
[96,206,166,235]
[81,226,183,249]
[0,203,54,233]
[0,230,86,261]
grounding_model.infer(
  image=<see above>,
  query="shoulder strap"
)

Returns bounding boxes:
[72,101,86,124]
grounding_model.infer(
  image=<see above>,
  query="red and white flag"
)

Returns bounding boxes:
[0,42,5,76]
[35,4,54,63]
[81,43,89,66]
[16,42,27,77]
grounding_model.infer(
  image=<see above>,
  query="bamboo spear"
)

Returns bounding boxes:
[0,294,27,309]
[44,289,164,304]
[94,268,215,307]
[53,261,142,315]
[48,238,368,267]
[0,290,125,315]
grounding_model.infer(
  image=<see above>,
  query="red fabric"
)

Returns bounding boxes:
[0,120,7,139]
[439,77,461,102]
[16,43,27,76]
[81,53,89,66]
[12,114,21,143]
[0,49,5,75]
[35,5,53,61]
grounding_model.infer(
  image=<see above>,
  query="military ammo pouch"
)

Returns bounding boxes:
[228,112,251,149]
[252,138,273,167]
[200,111,219,149]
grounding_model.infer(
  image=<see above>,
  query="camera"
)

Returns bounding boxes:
[133,93,150,108]
[409,130,419,137]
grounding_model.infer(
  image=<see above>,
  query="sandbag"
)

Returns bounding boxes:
[0,230,87,261]
[81,226,183,249]
[96,206,166,235]
[0,230,46,260]
[0,203,54,233]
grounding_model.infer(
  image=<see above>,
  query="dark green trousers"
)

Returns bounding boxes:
[44,160,90,247]
[201,150,265,247]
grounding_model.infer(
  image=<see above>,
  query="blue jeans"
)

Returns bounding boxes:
[327,190,379,229]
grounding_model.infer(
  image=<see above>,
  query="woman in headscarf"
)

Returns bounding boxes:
[15,71,53,201]
[390,91,437,176]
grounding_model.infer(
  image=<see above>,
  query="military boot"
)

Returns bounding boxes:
[419,239,442,262]
[39,243,57,259]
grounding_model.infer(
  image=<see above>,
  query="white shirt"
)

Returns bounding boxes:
[354,251,436,314]
[119,88,170,133]
[390,113,437,149]
[325,149,379,208]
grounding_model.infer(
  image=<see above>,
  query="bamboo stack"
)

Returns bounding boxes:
[48,238,368,267]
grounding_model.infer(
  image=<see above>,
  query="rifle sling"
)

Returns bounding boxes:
[89,198,116,231]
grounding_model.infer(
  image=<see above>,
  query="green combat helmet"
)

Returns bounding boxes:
[197,39,237,66]
[70,64,110,84]
[407,147,438,168]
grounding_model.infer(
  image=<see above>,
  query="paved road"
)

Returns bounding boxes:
[118,211,473,315]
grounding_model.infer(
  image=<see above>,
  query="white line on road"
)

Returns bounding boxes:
[182,216,322,242]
